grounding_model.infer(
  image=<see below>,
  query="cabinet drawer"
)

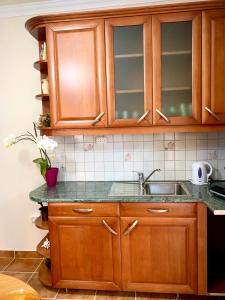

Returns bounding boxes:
[48,202,119,217]
[120,203,197,217]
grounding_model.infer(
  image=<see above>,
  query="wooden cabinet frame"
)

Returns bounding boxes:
[202,9,225,124]
[152,12,202,126]
[46,19,107,128]
[105,16,152,127]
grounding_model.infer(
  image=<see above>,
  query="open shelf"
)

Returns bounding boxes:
[116,89,144,94]
[34,60,48,73]
[162,50,192,56]
[39,260,52,287]
[115,53,143,58]
[35,94,49,101]
[35,216,48,230]
[36,234,50,258]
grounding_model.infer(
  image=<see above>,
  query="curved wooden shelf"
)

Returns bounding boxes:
[35,94,49,101]
[36,234,50,258]
[34,60,48,72]
[39,260,52,287]
[35,216,48,230]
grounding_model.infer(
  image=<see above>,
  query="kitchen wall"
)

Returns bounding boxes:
[53,132,225,182]
[0,15,45,250]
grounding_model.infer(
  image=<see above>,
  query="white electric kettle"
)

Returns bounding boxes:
[191,161,213,185]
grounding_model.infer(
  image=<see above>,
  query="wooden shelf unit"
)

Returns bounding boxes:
[34,60,48,73]
[39,260,52,287]
[36,234,50,258]
[35,216,48,230]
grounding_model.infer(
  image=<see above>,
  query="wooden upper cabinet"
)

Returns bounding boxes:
[202,10,225,124]
[46,19,107,128]
[152,12,202,126]
[49,216,121,290]
[121,216,198,294]
[105,16,152,127]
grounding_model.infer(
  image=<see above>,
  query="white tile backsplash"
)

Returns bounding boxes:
[53,133,225,181]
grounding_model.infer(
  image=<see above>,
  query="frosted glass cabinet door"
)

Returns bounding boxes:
[105,16,152,127]
[152,12,202,126]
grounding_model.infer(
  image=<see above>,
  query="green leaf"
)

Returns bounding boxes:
[33,158,49,177]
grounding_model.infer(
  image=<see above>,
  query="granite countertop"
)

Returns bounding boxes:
[29,181,225,215]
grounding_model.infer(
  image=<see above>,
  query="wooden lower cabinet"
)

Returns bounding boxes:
[48,216,121,290]
[48,202,206,294]
[121,217,197,294]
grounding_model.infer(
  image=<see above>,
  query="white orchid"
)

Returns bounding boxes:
[3,123,58,177]
[3,134,16,147]
[36,135,58,151]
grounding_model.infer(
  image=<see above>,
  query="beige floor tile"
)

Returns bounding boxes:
[96,291,135,299]
[57,288,96,299]
[1,271,33,283]
[136,293,175,300]
[0,251,14,258]
[5,258,42,272]
[0,258,14,271]
[15,251,42,258]
[28,273,58,298]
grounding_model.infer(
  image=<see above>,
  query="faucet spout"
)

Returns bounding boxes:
[143,168,161,185]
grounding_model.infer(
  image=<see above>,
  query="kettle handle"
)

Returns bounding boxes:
[203,161,213,182]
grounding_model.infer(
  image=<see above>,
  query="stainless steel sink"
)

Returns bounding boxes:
[109,181,192,197]
[144,182,191,196]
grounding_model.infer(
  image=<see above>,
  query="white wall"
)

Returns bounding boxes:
[0,16,46,250]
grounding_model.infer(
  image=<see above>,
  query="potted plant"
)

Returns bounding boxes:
[3,123,58,187]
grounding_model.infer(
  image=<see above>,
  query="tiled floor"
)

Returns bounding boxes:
[0,252,223,300]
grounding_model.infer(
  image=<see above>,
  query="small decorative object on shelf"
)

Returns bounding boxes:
[41,237,50,249]
[39,203,48,221]
[40,42,47,61]
[37,113,51,128]
[3,123,58,186]
[41,78,49,94]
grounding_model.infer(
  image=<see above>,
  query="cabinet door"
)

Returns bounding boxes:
[152,12,201,125]
[105,16,152,127]
[49,217,121,290]
[202,10,225,124]
[121,217,197,294]
[46,19,107,128]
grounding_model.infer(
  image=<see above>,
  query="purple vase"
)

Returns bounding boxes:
[45,167,59,187]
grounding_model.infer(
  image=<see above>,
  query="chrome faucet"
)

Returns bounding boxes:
[137,169,161,188]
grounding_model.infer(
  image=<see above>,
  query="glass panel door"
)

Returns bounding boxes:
[105,16,152,127]
[152,12,201,125]
[114,25,144,120]
[161,21,192,117]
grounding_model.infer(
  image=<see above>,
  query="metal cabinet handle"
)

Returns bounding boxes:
[102,220,117,235]
[147,209,169,213]
[92,112,105,126]
[155,109,170,123]
[137,110,150,124]
[124,220,139,235]
[73,208,93,213]
[205,107,220,121]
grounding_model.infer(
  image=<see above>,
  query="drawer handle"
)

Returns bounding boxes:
[124,220,139,235]
[205,107,220,121]
[92,112,105,126]
[155,109,170,123]
[147,209,169,213]
[102,220,117,235]
[137,110,150,124]
[73,208,93,213]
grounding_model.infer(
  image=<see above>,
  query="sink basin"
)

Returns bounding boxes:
[144,182,191,196]
[109,181,192,197]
